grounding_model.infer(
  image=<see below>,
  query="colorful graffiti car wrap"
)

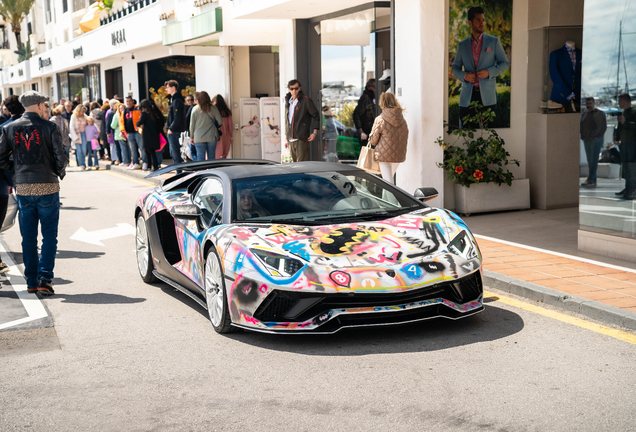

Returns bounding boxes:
[137,180,484,333]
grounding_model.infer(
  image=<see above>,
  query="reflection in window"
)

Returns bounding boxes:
[580,1,636,239]
[317,7,392,163]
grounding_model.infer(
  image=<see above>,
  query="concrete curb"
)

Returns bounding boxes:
[483,269,636,330]
[98,160,164,185]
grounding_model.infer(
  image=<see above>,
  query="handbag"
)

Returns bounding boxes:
[158,133,167,152]
[356,143,381,175]
[91,138,100,150]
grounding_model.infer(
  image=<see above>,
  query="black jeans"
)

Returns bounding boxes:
[620,140,636,192]
[459,87,495,128]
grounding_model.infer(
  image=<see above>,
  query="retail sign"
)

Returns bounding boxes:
[259,97,281,163]
[239,98,261,159]
[112,29,126,46]
[193,0,218,7]
[73,47,83,58]
[39,57,52,69]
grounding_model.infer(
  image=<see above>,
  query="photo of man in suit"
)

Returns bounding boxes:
[451,6,510,127]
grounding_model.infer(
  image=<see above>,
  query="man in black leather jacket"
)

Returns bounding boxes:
[0,91,67,296]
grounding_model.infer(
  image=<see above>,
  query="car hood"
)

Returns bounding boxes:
[226,208,481,285]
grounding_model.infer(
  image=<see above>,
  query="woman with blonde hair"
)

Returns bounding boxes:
[69,104,89,170]
[368,92,409,184]
[236,188,270,220]
[189,91,223,161]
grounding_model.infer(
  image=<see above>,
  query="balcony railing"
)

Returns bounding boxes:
[99,0,157,26]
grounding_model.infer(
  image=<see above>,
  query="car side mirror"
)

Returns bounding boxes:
[414,187,439,202]
[170,204,202,219]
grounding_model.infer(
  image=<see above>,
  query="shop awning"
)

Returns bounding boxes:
[162,8,223,46]
[79,3,101,33]
[231,0,372,19]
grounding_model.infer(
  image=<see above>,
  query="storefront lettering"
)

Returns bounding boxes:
[193,0,217,7]
[111,29,126,46]
[73,47,83,58]
[39,57,52,69]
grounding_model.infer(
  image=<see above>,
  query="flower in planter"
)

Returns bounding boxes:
[435,101,520,188]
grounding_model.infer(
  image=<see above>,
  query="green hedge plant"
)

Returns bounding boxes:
[436,101,520,188]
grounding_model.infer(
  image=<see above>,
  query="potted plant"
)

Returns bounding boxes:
[436,102,530,215]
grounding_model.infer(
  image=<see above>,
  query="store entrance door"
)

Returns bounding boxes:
[105,67,123,99]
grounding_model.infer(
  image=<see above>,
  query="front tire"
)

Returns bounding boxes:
[136,214,157,283]
[205,249,234,333]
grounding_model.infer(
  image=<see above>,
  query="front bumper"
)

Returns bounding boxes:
[233,270,484,334]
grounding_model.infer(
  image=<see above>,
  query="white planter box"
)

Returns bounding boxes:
[454,178,531,215]
[580,163,621,179]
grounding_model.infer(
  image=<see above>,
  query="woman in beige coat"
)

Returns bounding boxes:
[368,92,409,184]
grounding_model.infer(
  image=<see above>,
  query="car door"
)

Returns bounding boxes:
[176,177,224,290]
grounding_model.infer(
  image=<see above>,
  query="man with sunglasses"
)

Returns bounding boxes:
[0,91,67,296]
[284,79,319,162]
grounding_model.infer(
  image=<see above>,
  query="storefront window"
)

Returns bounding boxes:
[138,55,195,116]
[579,1,636,239]
[57,72,69,100]
[317,6,391,163]
[87,65,100,101]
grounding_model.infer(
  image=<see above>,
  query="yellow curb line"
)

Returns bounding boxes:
[484,290,636,345]
[102,170,155,187]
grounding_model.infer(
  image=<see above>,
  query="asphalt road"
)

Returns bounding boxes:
[0,167,635,432]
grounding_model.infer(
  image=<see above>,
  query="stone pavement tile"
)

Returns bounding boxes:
[497,269,552,282]
[519,252,556,260]
[615,287,636,296]
[559,263,626,275]
[510,260,556,268]
[482,251,516,258]
[602,272,636,281]
[542,257,579,264]
[482,257,500,264]
[530,278,583,288]
[600,297,636,308]
[496,255,539,263]
[486,245,522,252]
[527,266,591,278]
[483,263,518,272]
[575,290,627,301]
[569,277,636,290]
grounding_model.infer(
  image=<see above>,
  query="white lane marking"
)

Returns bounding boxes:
[0,237,48,331]
[70,223,135,246]
[475,234,636,274]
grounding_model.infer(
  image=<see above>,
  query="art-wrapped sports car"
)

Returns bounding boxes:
[135,160,484,334]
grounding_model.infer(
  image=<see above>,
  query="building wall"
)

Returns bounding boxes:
[395,0,446,207]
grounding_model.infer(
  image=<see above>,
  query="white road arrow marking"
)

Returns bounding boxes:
[70,223,136,246]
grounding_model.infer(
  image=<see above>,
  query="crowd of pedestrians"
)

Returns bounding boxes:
[0,82,232,175]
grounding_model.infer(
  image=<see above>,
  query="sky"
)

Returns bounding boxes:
[321,45,375,93]
[582,0,636,97]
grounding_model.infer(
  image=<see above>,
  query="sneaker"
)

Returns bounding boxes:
[81,166,86,171]
[0,262,9,274]
[94,166,100,170]
[127,163,134,169]
[37,280,55,296]
[580,180,596,187]
[113,160,120,166]
[131,163,141,170]
[142,163,148,171]
[27,287,38,294]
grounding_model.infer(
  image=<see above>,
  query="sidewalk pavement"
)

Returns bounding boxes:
[98,160,636,331]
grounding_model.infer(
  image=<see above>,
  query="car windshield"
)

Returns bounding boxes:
[232,171,425,224]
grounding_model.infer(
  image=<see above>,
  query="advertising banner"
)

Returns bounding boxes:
[448,1,512,128]
[239,98,261,159]
[259,97,281,162]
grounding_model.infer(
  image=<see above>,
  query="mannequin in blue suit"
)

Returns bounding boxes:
[549,41,582,113]
[451,6,510,127]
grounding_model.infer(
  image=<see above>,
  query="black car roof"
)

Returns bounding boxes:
[204,161,365,180]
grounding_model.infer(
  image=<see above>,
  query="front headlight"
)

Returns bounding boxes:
[448,230,480,261]
[250,249,305,277]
